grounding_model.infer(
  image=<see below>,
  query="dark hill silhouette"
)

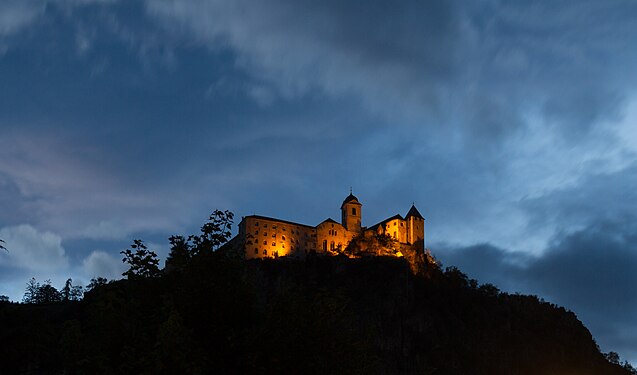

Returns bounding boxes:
[0,253,632,374]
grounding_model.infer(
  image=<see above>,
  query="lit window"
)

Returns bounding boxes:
[330,241,335,250]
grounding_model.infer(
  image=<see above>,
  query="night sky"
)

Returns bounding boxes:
[1,0,636,364]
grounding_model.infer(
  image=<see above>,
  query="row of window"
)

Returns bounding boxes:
[253,221,308,235]
[254,229,310,238]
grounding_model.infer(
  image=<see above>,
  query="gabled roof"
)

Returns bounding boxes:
[405,205,424,220]
[319,218,340,225]
[367,214,404,231]
[340,193,362,209]
[243,215,315,229]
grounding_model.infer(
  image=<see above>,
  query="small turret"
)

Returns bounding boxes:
[341,191,362,232]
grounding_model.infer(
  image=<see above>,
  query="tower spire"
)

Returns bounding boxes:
[350,186,352,195]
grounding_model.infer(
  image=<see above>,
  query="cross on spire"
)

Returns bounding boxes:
[350,187,352,194]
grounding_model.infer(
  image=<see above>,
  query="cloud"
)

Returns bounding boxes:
[0,224,68,271]
[0,0,118,38]
[0,132,188,240]
[143,0,637,142]
[0,224,70,301]
[0,1,45,37]
[521,163,637,239]
[81,250,125,280]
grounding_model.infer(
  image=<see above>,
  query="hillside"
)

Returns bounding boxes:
[0,252,631,374]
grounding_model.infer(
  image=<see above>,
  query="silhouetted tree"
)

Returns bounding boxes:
[22,277,39,303]
[190,210,234,255]
[0,239,6,252]
[61,278,83,301]
[37,280,61,303]
[85,276,108,292]
[623,361,637,375]
[0,295,9,303]
[121,239,161,279]
[165,235,192,272]
[23,278,62,304]
[606,352,621,365]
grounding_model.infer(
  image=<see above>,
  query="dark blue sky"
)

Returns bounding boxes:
[1,0,636,363]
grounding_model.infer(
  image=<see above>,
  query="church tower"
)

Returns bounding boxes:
[341,191,362,233]
[406,204,425,245]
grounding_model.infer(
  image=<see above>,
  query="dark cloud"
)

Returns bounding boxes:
[522,166,637,233]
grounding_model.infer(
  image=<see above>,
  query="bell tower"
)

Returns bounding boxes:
[341,189,362,233]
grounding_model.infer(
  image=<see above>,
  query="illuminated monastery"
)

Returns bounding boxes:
[228,192,425,259]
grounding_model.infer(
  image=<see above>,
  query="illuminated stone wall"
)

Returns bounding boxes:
[233,195,425,260]
[316,219,357,253]
[241,216,316,259]
[376,217,408,243]
[407,216,424,244]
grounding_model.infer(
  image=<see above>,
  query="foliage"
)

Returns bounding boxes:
[23,278,62,304]
[606,352,637,374]
[121,239,161,279]
[189,210,234,255]
[165,235,192,272]
[0,295,9,303]
[607,352,622,365]
[165,210,234,271]
[85,277,108,292]
[61,279,84,301]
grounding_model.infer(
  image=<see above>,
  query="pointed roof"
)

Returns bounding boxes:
[405,204,424,220]
[320,218,339,225]
[341,193,362,208]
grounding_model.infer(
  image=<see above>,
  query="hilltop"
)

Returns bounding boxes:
[0,250,632,374]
